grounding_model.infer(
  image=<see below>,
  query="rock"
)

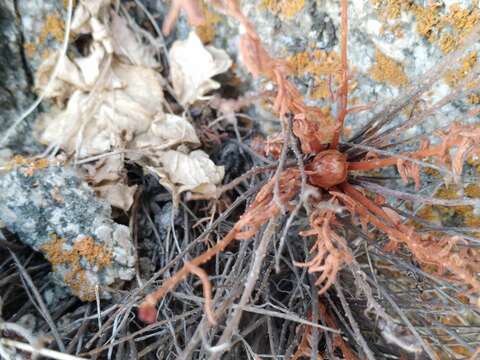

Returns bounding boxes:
[0,1,36,153]
[0,159,136,301]
[0,0,65,153]
[161,0,478,136]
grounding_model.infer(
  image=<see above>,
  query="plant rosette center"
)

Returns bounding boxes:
[306,150,348,188]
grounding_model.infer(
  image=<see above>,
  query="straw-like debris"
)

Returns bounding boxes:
[1,0,480,359]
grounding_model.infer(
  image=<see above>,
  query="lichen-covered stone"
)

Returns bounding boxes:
[0,1,37,153]
[0,0,66,153]
[160,0,478,137]
[0,160,136,301]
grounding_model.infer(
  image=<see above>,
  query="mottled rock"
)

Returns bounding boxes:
[0,0,65,152]
[160,0,478,136]
[0,160,136,300]
[0,1,36,152]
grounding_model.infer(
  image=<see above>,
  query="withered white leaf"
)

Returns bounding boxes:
[37,63,165,157]
[72,0,112,32]
[156,149,224,197]
[35,52,81,100]
[151,113,200,145]
[111,12,160,68]
[84,156,124,183]
[133,113,200,149]
[36,7,223,211]
[82,156,137,211]
[95,183,137,211]
[169,31,232,105]
[110,62,164,114]
[73,42,106,87]
[35,43,110,101]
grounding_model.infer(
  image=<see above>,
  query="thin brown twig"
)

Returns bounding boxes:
[184,262,217,326]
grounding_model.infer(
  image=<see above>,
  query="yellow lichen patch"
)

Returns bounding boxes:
[372,0,479,56]
[41,49,53,60]
[424,167,440,177]
[436,184,461,200]
[288,51,311,76]
[39,13,65,44]
[464,211,480,227]
[415,205,442,225]
[416,184,480,238]
[310,81,332,100]
[42,236,71,266]
[74,236,112,270]
[412,4,442,42]
[195,1,221,44]
[451,346,476,358]
[13,155,28,165]
[467,93,480,104]
[261,0,305,18]
[63,0,77,8]
[2,156,51,176]
[445,3,480,36]
[41,234,112,301]
[288,50,342,100]
[370,0,413,20]
[438,32,457,53]
[465,184,480,198]
[22,158,51,177]
[444,51,477,87]
[466,151,480,174]
[24,42,36,57]
[64,269,92,300]
[2,155,26,172]
[369,49,409,87]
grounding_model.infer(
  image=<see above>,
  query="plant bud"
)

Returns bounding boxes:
[308,150,348,188]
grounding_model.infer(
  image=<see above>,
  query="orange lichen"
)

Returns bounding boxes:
[41,49,53,60]
[412,4,442,42]
[369,49,409,87]
[195,2,221,44]
[444,51,477,87]
[445,3,480,36]
[23,42,36,57]
[465,183,480,198]
[42,236,70,266]
[468,93,480,104]
[41,234,112,301]
[371,0,479,62]
[13,155,28,165]
[416,183,480,238]
[438,32,457,53]
[22,158,51,177]
[288,50,342,100]
[436,185,460,200]
[289,50,341,77]
[370,0,412,20]
[261,0,305,18]
[2,155,27,172]
[2,156,51,176]
[39,13,65,44]
[74,236,112,270]
[415,205,440,225]
[63,0,77,8]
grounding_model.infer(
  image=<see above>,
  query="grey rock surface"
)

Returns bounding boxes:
[0,0,64,153]
[0,0,36,152]
[0,161,136,301]
[160,0,477,135]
